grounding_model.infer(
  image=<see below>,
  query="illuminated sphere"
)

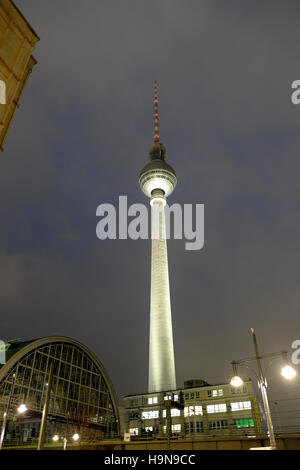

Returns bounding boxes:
[139,143,177,199]
[281,365,297,379]
[230,376,244,387]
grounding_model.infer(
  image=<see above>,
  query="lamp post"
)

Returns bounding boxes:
[230,328,296,450]
[52,433,79,450]
[272,401,281,432]
[37,361,54,450]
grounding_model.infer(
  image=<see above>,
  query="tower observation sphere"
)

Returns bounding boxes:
[139,142,177,204]
[139,81,177,393]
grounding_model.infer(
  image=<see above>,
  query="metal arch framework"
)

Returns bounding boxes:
[0,335,120,432]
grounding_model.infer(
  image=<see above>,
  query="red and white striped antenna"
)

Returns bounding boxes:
[153,80,160,143]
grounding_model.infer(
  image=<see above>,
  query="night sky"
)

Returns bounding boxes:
[1,1,300,426]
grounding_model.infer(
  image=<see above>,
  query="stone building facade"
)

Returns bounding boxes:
[124,379,262,438]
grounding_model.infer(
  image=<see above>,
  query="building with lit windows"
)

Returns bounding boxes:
[0,337,120,445]
[124,379,262,438]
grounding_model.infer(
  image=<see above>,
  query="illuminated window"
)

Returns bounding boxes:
[129,428,138,435]
[231,401,252,411]
[195,406,203,416]
[184,406,203,417]
[207,403,227,414]
[142,410,159,420]
[163,424,181,433]
[148,396,158,404]
[235,418,254,428]
[164,395,172,401]
[145,426,153,432]
[163,408,181,417]
[172,424,181,433]
[174,394,178,401]
[212,389,223,397]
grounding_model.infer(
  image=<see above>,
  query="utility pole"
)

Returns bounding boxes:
[166,400,171,450]
[272,401,281,433]
[251,328,276,449]
[165,393,184,449]
[230,328,296,450]
[37,362,54,450]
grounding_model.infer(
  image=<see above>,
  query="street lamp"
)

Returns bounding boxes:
[0,401,27,450]
[230,376,243,387]
[280,365,296,380]
[230,363,244,387]
[230,328,297,450]
[51,434,79,450]
[0,374,29,450]
[17,404,27,414]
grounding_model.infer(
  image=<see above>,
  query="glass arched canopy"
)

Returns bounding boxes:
[0,336,119,437]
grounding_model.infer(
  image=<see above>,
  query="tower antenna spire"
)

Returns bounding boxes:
[153,80,160,143]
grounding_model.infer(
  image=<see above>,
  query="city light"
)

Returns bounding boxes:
[52,435,59,442]
[72,433,79,441]
[17,404,27,414]
[230,376,244,387]
[281,365,297,380]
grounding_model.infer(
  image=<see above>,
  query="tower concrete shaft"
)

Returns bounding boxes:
[149,199,176,392]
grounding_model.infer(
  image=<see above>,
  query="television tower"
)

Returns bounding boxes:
[139,81,177,393]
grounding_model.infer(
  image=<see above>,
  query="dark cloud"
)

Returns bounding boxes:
[1,0,300,425]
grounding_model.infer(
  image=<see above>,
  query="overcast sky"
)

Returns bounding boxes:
[1,0,300,425]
